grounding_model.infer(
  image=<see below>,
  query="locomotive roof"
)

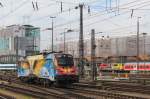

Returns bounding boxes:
[24,51,72,60]
[26,54,44,60]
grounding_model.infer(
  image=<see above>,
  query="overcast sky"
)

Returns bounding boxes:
[0,0,150,50]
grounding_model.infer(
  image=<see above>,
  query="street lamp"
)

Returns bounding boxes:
[60,29,74,53]
[100,36,110,63]
[137,17,141,72]
[50,16,56,52]
[63,28,68,53]
[142,33,147,71]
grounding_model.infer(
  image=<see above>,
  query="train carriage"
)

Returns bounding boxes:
[124,62,150,71]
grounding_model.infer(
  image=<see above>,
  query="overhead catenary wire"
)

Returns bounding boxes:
[50,0,78,5]
[103,16,150,33]
[83,2,150,29]
[0,0,29,21]
[25,1,76,21]
[67,11,150,36]
[29,0,101,23]
[0,0,150,35]
[0,0,76,23]
[36,1,39,10]
[0,2,3,7]
[51,0,150,30]
[32,1,35,10]
[34,0,150,36]
[71,2,150,27]
[28,0,143,26]
[68,2,150,35]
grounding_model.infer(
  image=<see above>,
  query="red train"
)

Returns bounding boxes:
[98,62,150,71]
[124,62,150,71]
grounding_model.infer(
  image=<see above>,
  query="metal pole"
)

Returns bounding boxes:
[63,28,67,53]
[50,16,56,52]
[91,29,96,81]
[16,36,19,72]
[144,35,145,72]
[52,18,53,52]
[64,31,65,53]
[73,50,75,58]
[79,4,84,78]
[143,33,147,73]
[137,17,141,73]
[33,32,35,55]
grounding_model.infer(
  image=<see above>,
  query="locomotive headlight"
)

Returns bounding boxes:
[68,68,71,72]
[64,68,67,73]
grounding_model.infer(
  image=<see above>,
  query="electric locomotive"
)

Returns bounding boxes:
[17,52,79,85]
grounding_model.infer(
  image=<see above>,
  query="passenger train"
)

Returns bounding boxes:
[17,52,79,86]
[99,62,150,71]
[123,62,150,71]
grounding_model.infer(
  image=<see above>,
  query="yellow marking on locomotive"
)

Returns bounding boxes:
[64,68,67,73]
[62,67,71,73]
[26,55,44,66]
[67,68,71,73]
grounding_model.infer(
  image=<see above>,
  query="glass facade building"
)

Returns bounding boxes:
[0,25,40,63]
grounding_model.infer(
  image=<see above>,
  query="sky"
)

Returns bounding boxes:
[0,0,150,50]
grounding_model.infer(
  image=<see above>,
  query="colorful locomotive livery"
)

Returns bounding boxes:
[18,52,79,85]
[18,61,30,76]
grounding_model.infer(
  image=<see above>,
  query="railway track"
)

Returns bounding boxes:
[78,80,150,94]
[25,84,95,99]
[8,80,146,99]
[1,72,150,99]
[0,72,95,99]
[102,81,150,94]
[0,93,15,99]
[0,82,67,99]
[71,85,149,99]
[0,81,95,99]
[71,84,150,99]
[1,80,149,99]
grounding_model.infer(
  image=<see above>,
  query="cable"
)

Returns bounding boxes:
[50,0,79,5]
[24,2,58,23]
[84,1,150,23]
[104,21,150,34]
[29,0,102,23]
[26,0,78,23]
[67,2,150,35]
[29,1,101,25]
[76,2,150,30]
[51,1,149,30]
[89,0,148,14]
[0,0,29,21]
[30,6,76,23]
[1,0,149,33]
[1,0,9,7]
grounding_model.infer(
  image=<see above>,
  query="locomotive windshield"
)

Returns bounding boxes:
[56,54,74,66]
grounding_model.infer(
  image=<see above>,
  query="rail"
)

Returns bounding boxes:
[0,93,15,99]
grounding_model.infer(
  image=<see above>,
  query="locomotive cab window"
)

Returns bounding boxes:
[55,54,74,67]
